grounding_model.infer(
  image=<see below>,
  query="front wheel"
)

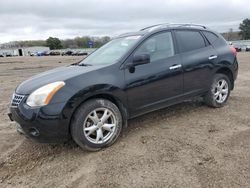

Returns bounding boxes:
[71,99,123,151]
[204,74,231,108]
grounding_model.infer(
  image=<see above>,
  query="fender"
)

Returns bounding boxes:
[61,84,128,133]
[212,59,237,90]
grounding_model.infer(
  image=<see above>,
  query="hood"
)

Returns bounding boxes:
[16,65,104,94]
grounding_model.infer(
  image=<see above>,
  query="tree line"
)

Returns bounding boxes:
[42,19,250,49]
[223,18,250,41]
[1,36,111,50]
[1,18,250,50]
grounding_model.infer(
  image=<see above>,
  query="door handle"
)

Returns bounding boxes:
[169,64,182,70]
[208,55,218,60]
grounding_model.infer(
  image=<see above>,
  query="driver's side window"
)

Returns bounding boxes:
[134,32,174,62]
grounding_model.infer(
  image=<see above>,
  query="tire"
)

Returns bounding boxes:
[204,73,231,108]
[71,99,123,151]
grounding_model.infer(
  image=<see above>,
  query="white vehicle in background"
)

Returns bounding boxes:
[246,45,250,52]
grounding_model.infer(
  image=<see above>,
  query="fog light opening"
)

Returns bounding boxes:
[29,128,40,137]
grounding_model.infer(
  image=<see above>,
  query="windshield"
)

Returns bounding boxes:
[79,35,141,65]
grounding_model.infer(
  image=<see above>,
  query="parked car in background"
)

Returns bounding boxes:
[62,50,73,56]
[76,51,88,56]
[8,23,238,151]
[246,45,250,52]
[6,53,12,57]
[36,52,45,56]
[30,52,44,56]
[0,54,4,57]
[233,44,242,52]
[49,51,61,56]
[43,51,50,56]
[71,51,79,56]
[71,50,88,56]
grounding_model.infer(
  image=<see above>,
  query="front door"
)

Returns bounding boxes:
[124,31,183,116]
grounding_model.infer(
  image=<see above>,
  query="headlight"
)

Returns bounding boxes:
[26,81,65,107]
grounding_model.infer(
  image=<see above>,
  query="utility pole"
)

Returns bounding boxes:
[228,28,233,41]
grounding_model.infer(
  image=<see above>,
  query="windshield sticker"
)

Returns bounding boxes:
[125,36,141,40]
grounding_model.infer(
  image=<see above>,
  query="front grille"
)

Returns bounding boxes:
[11,94,25,107]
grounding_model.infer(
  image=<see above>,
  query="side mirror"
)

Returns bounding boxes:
[133,54,150,66]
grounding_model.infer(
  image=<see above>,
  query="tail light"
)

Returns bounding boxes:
[230,46,237,56]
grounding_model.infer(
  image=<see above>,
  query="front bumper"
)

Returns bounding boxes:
[8,99,70,143]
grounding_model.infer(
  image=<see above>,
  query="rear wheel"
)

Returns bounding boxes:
[204,74,231,108]
[71,99,123,151]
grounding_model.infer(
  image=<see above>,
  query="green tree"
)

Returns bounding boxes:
[46,37,63,50]
[61,39,77,49]
[74,36,90,48]
[239,18,250,40]
[92,36,111,48]
[1,36,111,49]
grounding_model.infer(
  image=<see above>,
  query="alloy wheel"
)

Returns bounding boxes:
[83,108,117,144]
[212,79,229,104]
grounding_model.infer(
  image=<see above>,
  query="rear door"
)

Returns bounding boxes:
[174,30,218,95]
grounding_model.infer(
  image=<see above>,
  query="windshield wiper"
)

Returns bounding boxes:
[70,57,92,66]
[70,62,92,66]
[78,63,92,66]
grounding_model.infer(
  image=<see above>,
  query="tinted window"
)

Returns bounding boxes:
[203,31,218,44]
[134,32,174,62]
[175,31,206,53]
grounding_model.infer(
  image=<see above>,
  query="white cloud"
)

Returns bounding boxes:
[0,0,249,43]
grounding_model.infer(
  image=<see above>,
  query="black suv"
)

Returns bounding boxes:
[8,24,238,151]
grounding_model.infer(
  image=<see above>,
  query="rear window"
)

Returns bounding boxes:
[175,30,206,53]
[203,31,219,44]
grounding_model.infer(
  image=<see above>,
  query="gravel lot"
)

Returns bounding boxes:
[0,54,249,188]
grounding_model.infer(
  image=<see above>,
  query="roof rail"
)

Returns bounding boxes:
[140,23,207,31]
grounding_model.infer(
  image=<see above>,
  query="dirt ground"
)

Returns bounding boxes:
[0,54,249,188]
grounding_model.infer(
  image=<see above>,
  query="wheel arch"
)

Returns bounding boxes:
[66,91,129,137]
[86,93,129,122]
[215,67,234,90]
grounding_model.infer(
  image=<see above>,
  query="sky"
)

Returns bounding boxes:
[0,0,249,43]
